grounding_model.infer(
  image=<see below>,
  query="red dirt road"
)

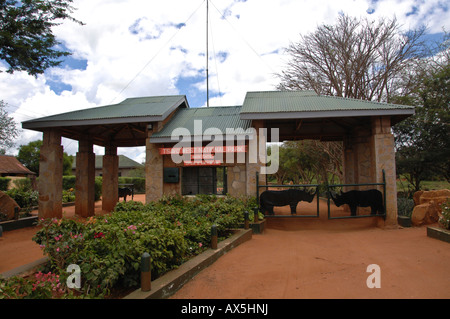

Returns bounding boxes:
[1,196,449,299]
[171,201,450,299]
[171,220,450,299]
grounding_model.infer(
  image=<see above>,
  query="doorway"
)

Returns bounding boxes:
[182,167,227,195]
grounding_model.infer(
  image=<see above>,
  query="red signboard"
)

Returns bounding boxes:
[159,145,247,155]
[184,160,222,166]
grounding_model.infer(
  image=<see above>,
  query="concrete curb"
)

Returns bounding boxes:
[123,228,253,299]
[427,226,450,243]
[1,257,48,279]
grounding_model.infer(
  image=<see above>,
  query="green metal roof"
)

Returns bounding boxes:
[22,95,189,129]
[150,106,252,143]
[240,91,415,120]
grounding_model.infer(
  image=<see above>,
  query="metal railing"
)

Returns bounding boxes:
[326,170,386,220]
[256,170,387,220]
[256,172,320,218]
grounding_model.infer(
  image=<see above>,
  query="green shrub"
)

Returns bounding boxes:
[118,177,145,193]
[0,177,11,191]
[397,197,415,217]
[62,189,75,203]
[94,177,102,201]
[5,188,38,210]
[29,194,253,298]
[62,176,76,190]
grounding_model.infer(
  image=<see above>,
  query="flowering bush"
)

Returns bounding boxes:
[439,199,450,230]
[0,272,67,299]
[14,194,256,298]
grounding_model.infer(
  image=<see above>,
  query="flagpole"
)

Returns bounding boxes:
[206,0,209,107]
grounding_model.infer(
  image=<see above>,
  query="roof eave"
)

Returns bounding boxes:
[240,109,415,120]
[150,133,255,144]
[22,115,166,131]
[21,95,189,131]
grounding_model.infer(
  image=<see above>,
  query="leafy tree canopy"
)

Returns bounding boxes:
[392,33,450,191]
[17,139,74,175]
[0,0,83,76]
[0,100,19,154]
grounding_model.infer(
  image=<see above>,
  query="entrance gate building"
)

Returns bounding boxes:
[22,90,414,226]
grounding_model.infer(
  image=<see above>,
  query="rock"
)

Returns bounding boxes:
[418,189,450,213]
[411,201,440,226]
[0,190,21,221]
[413,190,424,206]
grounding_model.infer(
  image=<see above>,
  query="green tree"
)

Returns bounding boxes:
[0,0,83,76]
[0,100,19,154]
[17,140,73,175]
[269,140,342,185]
[393,35,450,191]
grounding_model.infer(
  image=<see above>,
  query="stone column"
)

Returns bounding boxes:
[342,128,374,215]
[342,128,373,190]
[146,124,163,203]
[246,120,266,197]
[372,116,398,226]
[102,146,119,212]
[75,139,95,218]
[38,129,63,219]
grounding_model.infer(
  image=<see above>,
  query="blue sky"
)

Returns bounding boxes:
[1,0,449,161]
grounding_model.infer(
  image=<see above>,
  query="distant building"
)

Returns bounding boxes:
[71,155,143,177]
[0,155,36,190]
[0,155,36,177]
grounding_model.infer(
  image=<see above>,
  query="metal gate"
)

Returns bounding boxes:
[256,170,387,219]
[326,170,386,220]
[256,172,320,218]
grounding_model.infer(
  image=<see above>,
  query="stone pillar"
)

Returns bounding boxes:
[343,128,373,190]
[246,120,266,197]
[102,146,119,212]
[75,140,95,218]
[38,129,63,219]
[342,128,374,215]
[372,116,397,226]
[146,124,163,203]
[228,164,247,197]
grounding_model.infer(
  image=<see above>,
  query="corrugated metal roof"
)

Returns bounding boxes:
[241,91,414,114]
[23,95,188,127]
[151,106,252,141]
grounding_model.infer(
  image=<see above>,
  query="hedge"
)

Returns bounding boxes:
[0,177,11,191]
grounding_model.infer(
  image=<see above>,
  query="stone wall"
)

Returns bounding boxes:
[228,164,246,197]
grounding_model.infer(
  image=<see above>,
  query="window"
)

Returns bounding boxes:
[182,167,227,195]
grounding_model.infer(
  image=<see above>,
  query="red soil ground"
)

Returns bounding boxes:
[1,195,449,299]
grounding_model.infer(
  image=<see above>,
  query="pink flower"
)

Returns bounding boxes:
[199,242,203,248]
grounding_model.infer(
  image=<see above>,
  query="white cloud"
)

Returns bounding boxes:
[1,0,449,161]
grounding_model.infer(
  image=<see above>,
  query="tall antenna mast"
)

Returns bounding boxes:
[206,0,209,107]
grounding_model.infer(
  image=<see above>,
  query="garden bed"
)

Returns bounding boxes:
[0,195,257,299]
[124,228,252,299]
[427,226,450,243]
[0,216,38,232]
